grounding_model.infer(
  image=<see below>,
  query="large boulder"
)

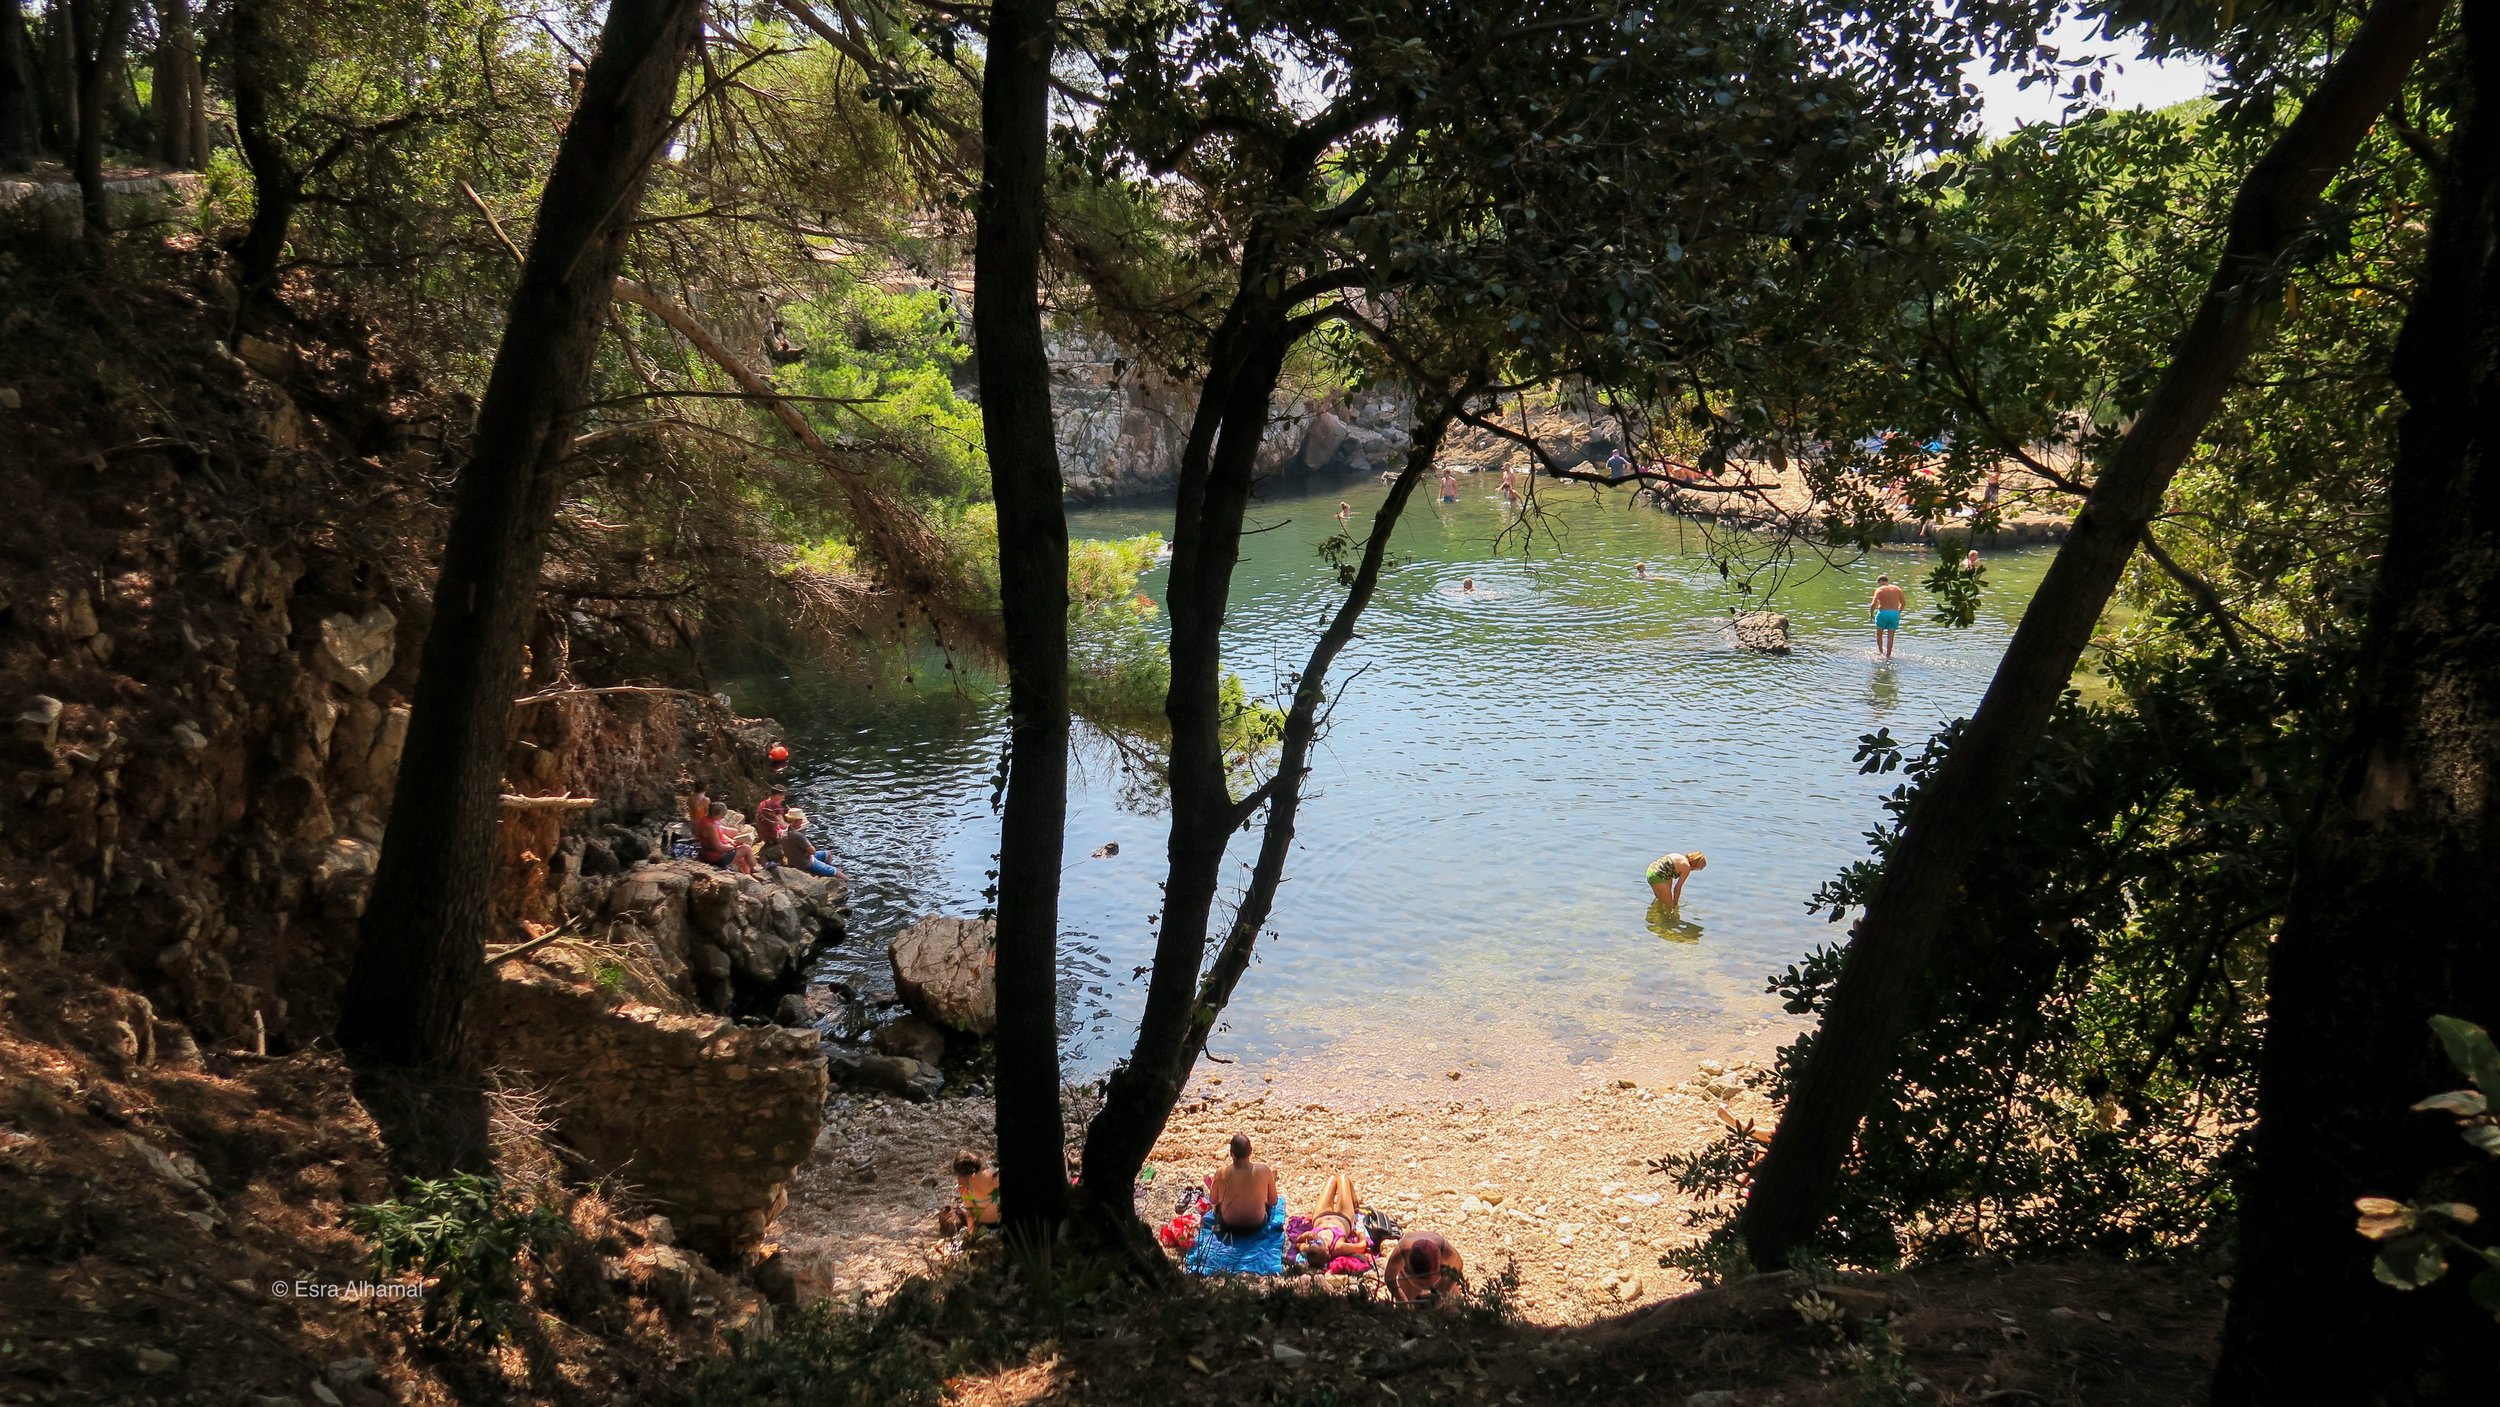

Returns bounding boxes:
[888,915,996,1035]
[602,859,845,1013]
[1731,611,1792,654]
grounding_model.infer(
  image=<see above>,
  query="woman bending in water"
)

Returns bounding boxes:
[1646,850,1706,907]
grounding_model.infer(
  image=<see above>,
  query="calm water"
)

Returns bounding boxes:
[733,477,2048,1098]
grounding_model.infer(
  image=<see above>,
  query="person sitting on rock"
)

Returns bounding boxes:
[694,800,759,876]
[676,781,711,857]
[1384,1229,1466,1306]
[1211,1133,1277,1235]
[954,1148,1000,1232]
[777,808,844,879]
[753,783,788,845]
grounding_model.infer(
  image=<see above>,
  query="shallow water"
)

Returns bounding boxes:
[732,476,2048,1097]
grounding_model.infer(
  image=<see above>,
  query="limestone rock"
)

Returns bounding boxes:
[310,606,397,693]
[17,694,61,750]
[870,1013,947,1065]
[888,915,996,1035]
[828,1049,943,1102]
[305,837,379,917]
[1731,611,1790,654]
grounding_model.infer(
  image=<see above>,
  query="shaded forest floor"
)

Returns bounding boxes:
[698,1242,2225,1407]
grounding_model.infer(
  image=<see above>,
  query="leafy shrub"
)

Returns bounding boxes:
[2354,1017,2500,1318]
[1661,627,2351,1275]
[347,1172,571,1341]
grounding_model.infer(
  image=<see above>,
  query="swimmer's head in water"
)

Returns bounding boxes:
[953,1148,984,1177]
[1460,578,1476,591]
[1229,1133,1252,1162]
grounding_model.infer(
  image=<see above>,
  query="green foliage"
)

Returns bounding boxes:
[778,275,987,510]
[1067,534,1171,732]
[1922,555,1982,630]
[1665,620,2355,1274]
[2353,1018,2500,1317]
[346,1173,570,1341]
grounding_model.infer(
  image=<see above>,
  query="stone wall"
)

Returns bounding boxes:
[478,962,828,1257]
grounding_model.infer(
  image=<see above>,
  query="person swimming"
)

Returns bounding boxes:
[1646,850,1706,907]
[1336,500,1352,526]
[1634,561,1651,581]
[1459,576,1476,594]
[1870,575,1907,659]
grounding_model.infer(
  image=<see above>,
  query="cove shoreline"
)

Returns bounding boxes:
[776,1033,1789,1326]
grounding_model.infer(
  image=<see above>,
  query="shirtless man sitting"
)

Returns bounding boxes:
[1211,1133,1277,1234]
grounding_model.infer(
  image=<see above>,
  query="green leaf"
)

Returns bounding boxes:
[2470,1268,2500,1318]
[2461,1123,2500,1157]
[2372,1233,2448,1290]
[2430,1016,2500,1094]
[2412,1090,2489,1118]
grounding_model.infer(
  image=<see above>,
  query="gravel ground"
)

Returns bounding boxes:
[777,1052,1779,1325]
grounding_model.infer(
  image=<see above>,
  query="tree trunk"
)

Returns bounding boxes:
[228,0,291,317]
[339,0,702,1070]
[67,0,134,237]
[1076,284,1294,1216]
[149,0,196,167]
[37,1,73,155]
[2211,6,2500,1399]
[1737,0,2447,1268]
[973,0,1072,1235]
[0,0,37,171]
[1166,385,1470,1083]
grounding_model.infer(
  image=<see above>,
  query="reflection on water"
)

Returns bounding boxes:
[1646,903,1705,945]
[730,476,2049,1088]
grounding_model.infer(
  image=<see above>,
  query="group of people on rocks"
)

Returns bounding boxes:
[681,739,845,882]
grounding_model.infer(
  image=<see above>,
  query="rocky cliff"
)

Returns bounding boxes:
[1046,331,1418,502]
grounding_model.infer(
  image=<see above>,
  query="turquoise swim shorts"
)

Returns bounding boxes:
[1875,609,1903,630]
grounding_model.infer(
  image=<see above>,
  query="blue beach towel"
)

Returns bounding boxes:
[1185,1197,1288,1277]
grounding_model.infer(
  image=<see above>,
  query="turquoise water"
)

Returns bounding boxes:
[734,476,2048,1096]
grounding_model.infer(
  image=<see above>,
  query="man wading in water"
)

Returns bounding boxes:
[1869,575,1907,660]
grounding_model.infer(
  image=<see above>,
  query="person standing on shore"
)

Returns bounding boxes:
[1869,575,1906,659]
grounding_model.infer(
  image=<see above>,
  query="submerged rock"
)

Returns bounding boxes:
[827,1048,944,1102]
[888,915,996,1035]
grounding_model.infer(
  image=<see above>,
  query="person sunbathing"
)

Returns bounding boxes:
[1385,1229,1466,1305]
[1210,1133,1276,1235]
[1293,1172,1371,1269]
